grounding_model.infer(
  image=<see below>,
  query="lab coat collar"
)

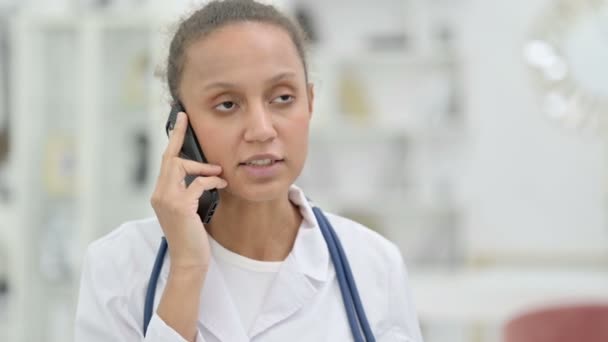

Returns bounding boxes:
[158,184,329,280]
[287,184,330,283]
[199,259,250,341]
[246,185,331,338]
[159,184,331,340]
[248,252,318,338]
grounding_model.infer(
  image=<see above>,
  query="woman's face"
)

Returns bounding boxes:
[178,22,313,203]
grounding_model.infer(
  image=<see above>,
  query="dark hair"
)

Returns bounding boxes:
[167,0,309,102]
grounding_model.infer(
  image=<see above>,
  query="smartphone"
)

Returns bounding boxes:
[166,102,220,224]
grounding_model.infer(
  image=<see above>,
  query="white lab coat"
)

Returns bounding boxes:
[74,185,423,341]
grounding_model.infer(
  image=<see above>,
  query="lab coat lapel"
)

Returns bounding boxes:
[248,196,331,338]
[198,258,249,342]
[248,254,317,338]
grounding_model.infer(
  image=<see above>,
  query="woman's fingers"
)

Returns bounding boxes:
[157,110,223,187]
[180,159,222,177]
[164,111,187,159]
[163,158,222,189]
[185,176,227,200]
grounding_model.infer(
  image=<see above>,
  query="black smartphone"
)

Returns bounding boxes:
[166,102,220,224]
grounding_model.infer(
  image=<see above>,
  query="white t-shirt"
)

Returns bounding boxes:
[208,236,283,334]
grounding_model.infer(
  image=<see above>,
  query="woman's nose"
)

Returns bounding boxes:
[243,103,278,143]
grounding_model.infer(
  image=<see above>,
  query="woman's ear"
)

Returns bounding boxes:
[306,83,314,117]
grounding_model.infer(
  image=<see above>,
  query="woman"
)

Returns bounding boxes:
[74,1,423,341]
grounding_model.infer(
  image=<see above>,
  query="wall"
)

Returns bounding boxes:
[458,0,608,262]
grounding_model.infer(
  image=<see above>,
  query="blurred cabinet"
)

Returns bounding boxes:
[294,0,469,269]
[7,13,168,342]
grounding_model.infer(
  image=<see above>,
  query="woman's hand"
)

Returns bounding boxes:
[150,111,227,270]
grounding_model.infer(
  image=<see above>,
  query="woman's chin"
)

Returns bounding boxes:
[219,180,290,203]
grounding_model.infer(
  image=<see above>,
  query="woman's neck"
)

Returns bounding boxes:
[205,191,302,262]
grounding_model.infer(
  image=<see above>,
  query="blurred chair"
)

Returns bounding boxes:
[503,303,608,342]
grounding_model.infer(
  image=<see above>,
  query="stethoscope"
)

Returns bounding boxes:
[143,206,375,342]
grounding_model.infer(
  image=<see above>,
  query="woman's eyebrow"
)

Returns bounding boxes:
[202,71,297,91]
[203,81,237,91]
[265,71,297,85]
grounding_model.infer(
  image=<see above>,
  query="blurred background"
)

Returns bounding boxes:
[1,0,608,341]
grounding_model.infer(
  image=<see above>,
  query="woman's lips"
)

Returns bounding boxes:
[239,159,284,179]
[240,153,282,164]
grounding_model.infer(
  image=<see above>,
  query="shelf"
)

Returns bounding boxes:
[309,48,454,69]
[311,118,468,144]
[0,203,13,245]
[310,122,410,141]
[13,11,161,29]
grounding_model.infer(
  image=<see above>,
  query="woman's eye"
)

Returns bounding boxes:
[214,101,237,112]
[272,95,294,104]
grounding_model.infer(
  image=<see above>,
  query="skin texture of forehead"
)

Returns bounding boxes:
[180,21,307,89]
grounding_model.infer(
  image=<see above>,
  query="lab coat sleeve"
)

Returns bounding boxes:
[379,246,424,342]
[74,245,207,342]
[145,314,206,342]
